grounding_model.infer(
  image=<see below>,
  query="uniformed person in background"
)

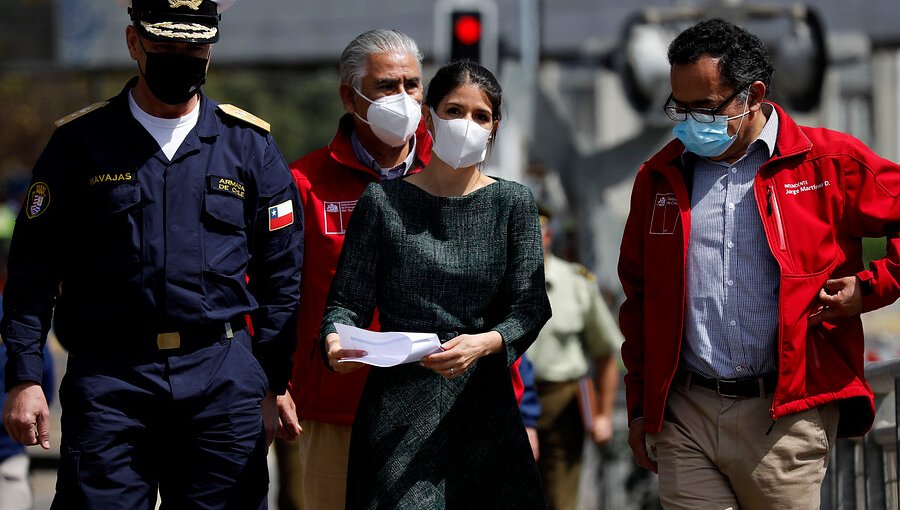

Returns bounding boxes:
[526,208,622,510]
[0,1,303,507]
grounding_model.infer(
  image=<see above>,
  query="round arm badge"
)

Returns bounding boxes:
[26,182,51,219]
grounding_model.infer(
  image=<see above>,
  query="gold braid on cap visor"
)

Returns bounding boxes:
[141,20,217,40]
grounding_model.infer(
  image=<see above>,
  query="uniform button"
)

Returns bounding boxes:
[727,280,734,286]
[731,168,737,173]
[736,365,744,372]
[728,203,735,210]
[727,242,735,248]
[730,320,737,326]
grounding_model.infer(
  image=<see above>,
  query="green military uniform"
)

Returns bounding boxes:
[526,254,623,510]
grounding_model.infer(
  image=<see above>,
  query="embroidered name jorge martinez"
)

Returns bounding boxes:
[89,172,134,186]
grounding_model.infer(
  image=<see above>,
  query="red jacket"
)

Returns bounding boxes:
[618,103,900,438]
[289,115,432,425]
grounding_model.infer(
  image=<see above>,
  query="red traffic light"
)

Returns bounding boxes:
[454,14,482,45]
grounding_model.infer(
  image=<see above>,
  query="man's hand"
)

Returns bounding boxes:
[2,382,51,449]
[275,393,302,441]
[261,390,278,446]
[808,276,864,327]
[591,413,613,444]
[325,333,366,374]
[627,417,657,473]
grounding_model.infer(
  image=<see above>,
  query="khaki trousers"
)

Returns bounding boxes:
[274,436,304,510]
[648,381,839,510]
[297,420,353,510]
[536,380,584,510]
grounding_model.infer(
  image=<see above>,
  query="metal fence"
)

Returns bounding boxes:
[823,359,900,510]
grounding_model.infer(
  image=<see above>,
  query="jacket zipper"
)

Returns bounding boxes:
[764,183,786,434]
[765,185,787,251]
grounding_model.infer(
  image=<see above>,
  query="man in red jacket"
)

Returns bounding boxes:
[281,29,432,510]
[618,19,900,509]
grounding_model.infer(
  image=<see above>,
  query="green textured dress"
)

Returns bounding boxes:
[321,177,552,509]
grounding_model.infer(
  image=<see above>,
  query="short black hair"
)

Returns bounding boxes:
[425,59,502,122]
[667,18,774,97]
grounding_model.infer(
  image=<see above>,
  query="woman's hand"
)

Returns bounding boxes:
[420,331,504,379]
[325,332,367,373]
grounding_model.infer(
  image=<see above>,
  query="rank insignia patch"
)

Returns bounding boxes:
[26,182,50,219]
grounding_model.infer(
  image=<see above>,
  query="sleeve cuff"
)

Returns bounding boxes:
[856,270,875,296]
[5,352,44,392]
[253,342,291,395]
[627,405,644,426]
[319,324,338,372]
[490,326,520,367]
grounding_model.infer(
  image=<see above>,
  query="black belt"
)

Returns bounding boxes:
[437,331,459,343]
[154,318,247,351]
[676,369,777,398]
[435,329,481,343]
[73,318,246,355]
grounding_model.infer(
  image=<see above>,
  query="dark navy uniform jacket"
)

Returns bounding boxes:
[1,79,303,394]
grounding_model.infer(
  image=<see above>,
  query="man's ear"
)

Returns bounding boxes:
[339,83,357,115]
[748,81,767,112]
[125,26,142,62]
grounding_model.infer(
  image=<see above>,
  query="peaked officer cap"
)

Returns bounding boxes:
[117,0,235,43]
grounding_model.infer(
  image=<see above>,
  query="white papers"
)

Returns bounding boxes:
[333,323,443,367]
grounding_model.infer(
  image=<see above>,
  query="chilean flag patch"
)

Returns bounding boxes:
[268,200,294,231]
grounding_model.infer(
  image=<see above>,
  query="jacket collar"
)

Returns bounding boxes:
[766,101,812,160]
[327,114,433,178]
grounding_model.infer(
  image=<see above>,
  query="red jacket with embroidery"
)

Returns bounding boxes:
[289,115,432,425]
[618,102,900,438]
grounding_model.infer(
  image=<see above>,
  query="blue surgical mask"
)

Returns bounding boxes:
[673,94,750,158]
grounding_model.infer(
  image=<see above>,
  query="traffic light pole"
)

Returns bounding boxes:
[520,0,540,142]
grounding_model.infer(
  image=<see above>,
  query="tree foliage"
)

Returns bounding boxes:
[0,65,344,193]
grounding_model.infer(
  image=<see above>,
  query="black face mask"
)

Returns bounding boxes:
[139,45,209,105]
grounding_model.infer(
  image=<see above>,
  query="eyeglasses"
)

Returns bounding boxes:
[663,86,748,123]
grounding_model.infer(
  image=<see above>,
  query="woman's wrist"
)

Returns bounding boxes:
[480,331,504,356]
[325,333,342,353]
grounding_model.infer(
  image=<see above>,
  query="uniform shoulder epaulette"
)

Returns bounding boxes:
[54,101,109,127]
[575,263,597,283]
[218,104,270,133]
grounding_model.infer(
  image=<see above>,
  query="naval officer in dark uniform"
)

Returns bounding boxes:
[0,1,303,507]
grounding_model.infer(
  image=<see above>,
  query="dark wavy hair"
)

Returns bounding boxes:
[667,18,774,98]
[424,59,502,122]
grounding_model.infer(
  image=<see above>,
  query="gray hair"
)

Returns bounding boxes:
[340,29,423,89]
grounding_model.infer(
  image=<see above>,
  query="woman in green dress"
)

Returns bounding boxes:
[321,60,551,509]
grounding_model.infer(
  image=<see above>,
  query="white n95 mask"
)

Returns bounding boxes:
[353,89,421,147]
[429,108,492,169]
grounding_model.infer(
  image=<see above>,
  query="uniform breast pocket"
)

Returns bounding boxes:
[105,183,142,214]
[88,183,143,265]
[202,191,249,275]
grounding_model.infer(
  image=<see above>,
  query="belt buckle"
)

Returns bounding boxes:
[157,332,181,350]
[715,379,740,398]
